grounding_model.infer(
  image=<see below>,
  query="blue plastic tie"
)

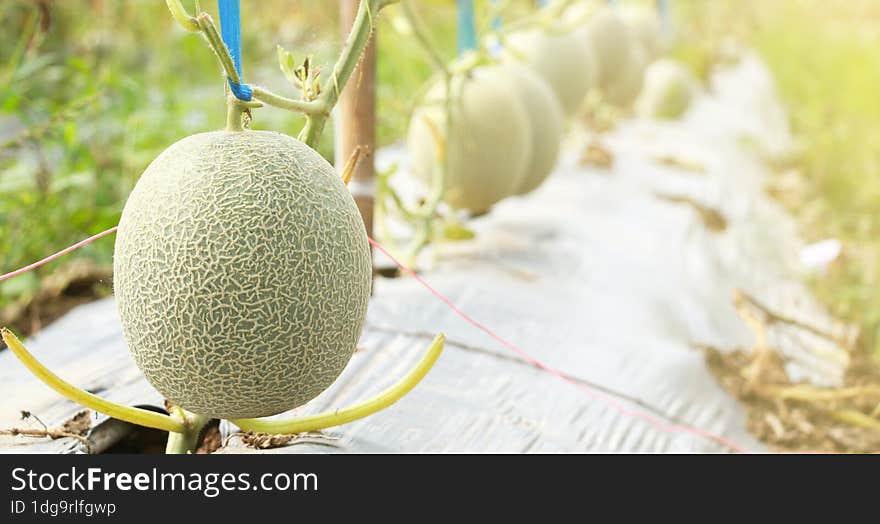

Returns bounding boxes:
[217,0,253,101]
[657,0,673,36]
[456,0,478,55]
[489,0,502,56]
[491,0,502,32]
[536,0,549,7]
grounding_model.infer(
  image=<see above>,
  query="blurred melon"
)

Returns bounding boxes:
[621,4,668,61]
[603,40,648,107]
[503,27,598,115]
[560,0,601,27]
[576,5,646,107]
[502,62,565,195]
[636,59,698,119]
[407,64,532,213]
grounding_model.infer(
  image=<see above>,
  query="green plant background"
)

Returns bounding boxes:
[672,0,880,354]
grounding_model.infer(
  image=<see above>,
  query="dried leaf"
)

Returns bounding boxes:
[61,410,91,436]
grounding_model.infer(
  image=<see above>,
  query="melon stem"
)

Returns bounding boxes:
[0,327,186,434]
[299,0,393,147]
[225,99,246,132]
[164,0,199,33]
[165,408,213,454]
[230,333,444,434]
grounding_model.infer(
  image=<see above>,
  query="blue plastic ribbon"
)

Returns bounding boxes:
[657,0,673,36]
[536,0,549,7]
[217,0,253,101]
[456,0,478,55]
[489,0,502,56]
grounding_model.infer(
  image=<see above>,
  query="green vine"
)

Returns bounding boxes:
[374,1,452,268]
[165,0,397,148]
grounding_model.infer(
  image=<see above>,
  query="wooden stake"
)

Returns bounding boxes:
[337,0,376,256]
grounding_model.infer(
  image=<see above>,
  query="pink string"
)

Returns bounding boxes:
[0,227,118,283]
[368,238,748,453]
[0,226,747,453]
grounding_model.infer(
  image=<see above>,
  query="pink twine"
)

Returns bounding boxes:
[0,226,747,452]
[0,227,118,283]
[368,238,748,453]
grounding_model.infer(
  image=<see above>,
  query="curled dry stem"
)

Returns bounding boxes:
[733,289,855,349]
[0,427,91,451]
[830,409,880,431]
[1,328,185,434]
[340,145,365,186]
[759,383,880,403]
[230,333,444,434]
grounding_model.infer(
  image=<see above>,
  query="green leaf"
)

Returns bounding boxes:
[277,45,298,86]
[443,223,476,241]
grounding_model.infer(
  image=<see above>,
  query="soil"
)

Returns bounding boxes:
[101,417,223,454]
[61,410,92,436]
[0,259,112,348]
[195,421,223,454]
[102,424,169,454]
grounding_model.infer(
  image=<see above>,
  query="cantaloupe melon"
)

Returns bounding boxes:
[577,6,646,107]
[602,40,648,108]
[503,27,597,115]
[502,62,564,195]
[114,130,372,420]
[636,59,698,119]
[559,0,600,27]
[407,64,532,213]
[620,5,667,62]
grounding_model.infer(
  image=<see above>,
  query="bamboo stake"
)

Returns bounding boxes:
[337,0,377,278]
